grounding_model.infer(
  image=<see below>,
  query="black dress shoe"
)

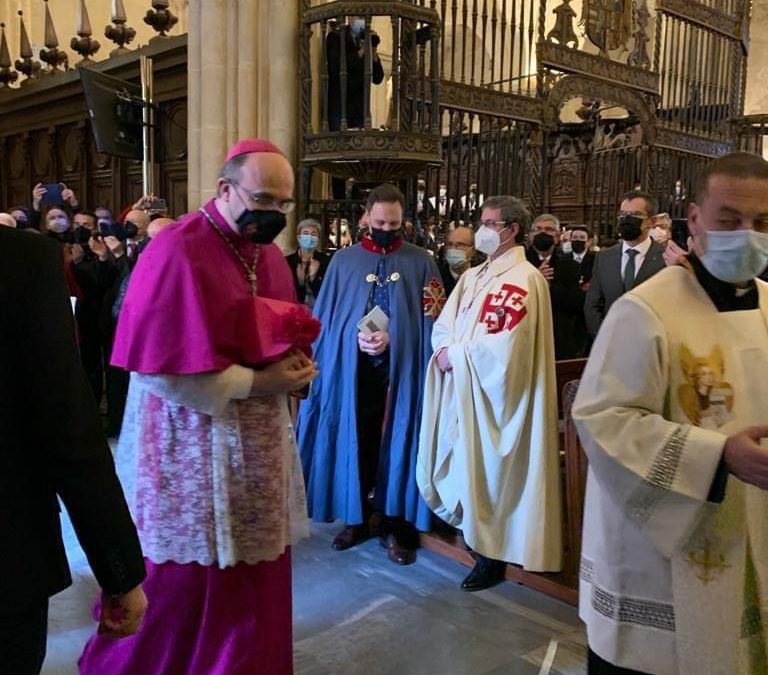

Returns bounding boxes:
[331,524,370,551]
[461,555,506,591]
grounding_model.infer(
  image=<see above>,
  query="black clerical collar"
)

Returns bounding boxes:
[688,253,759,312]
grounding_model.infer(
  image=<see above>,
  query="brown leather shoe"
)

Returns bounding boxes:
[331,524,370,551]
[380,533,417,565]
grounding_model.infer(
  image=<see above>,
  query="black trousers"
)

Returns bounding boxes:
[0,601,49,675]
[356,355,389,511]
[79,328,105,406]
[588,648,655,675]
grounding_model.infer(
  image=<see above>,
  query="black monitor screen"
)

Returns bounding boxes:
[79,68,143,160]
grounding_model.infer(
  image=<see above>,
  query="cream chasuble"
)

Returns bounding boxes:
[417,245,562,571]
[574,265,768,675]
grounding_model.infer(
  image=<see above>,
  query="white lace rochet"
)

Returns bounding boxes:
[116,369,309,569]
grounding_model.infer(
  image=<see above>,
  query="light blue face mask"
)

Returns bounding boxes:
[444,248,468,268]
[351,19,366,36]
[700,229,768,284]
[298,233,319,250]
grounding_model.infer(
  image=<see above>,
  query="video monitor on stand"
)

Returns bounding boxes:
[79,68,143,160]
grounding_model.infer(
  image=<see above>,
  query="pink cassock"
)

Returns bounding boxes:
[81,199,307,675]
[111,198,304,375]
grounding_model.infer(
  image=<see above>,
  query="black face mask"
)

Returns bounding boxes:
[571,240,587,254]
[124,222,140,239]
[532,232,555,252]
[72,226,92,245]
[618,215,644,241]
[236,208,287,244]
[370,228,401,249]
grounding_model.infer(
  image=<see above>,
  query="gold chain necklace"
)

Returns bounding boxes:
[200,207,260,296]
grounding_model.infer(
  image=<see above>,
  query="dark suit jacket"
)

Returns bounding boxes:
[326,29,385,128]
[584,239,666,337]
[571,250,596,285]
[0,228,145,615]
[526,248,585,360]
[285,251,331,304]
[437,252,486,297]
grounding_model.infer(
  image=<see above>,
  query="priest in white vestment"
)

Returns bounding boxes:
[418,195,563,591]
[573,152,768,675]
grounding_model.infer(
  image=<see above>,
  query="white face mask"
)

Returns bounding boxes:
[444,248,468,268]
[47,216,70,234]
[561,241,572,255]
[475,225,501,256]
[650,226,670,243]
[700,229,768,283]
[351,19,365,36]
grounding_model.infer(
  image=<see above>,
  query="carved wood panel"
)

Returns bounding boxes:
[0,39,188,219]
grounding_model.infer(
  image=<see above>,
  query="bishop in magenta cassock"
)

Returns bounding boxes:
[78,139,317,675]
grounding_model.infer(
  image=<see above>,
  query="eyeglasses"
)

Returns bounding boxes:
[478,219,508,229]
[232,183,296,214]
[618,211,648,219]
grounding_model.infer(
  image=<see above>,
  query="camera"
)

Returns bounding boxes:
[98,220,129,240]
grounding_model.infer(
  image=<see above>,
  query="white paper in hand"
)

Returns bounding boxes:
[357,305,389,336]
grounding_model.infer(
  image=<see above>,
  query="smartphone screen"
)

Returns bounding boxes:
[40,183,64,206]
[146,198,167,211]
[671,219,689,250]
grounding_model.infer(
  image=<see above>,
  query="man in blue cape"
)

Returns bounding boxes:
[299,184,444,565]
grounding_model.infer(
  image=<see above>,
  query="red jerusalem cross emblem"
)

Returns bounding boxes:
[478,283,528,333]
[422,277,446,318]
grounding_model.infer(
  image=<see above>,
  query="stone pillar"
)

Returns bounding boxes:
[187,0,300,239]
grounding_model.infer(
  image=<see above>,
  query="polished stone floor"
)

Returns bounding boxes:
[43,514,586,675]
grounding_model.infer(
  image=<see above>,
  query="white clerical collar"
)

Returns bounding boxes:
[622,236,652,256]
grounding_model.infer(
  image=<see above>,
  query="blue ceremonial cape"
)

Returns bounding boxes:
[298,240,444,530]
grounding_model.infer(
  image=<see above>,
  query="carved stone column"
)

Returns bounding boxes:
[187,0,300,249]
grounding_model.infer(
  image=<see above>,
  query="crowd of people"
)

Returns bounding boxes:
[1,189,175,437]
[3,143,768,675]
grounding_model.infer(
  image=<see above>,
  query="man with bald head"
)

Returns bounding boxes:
[438,225,482,296]
[80,139,315,675]
[146,216,174,239]
[0,213,17,228]
[121,209,150,258]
